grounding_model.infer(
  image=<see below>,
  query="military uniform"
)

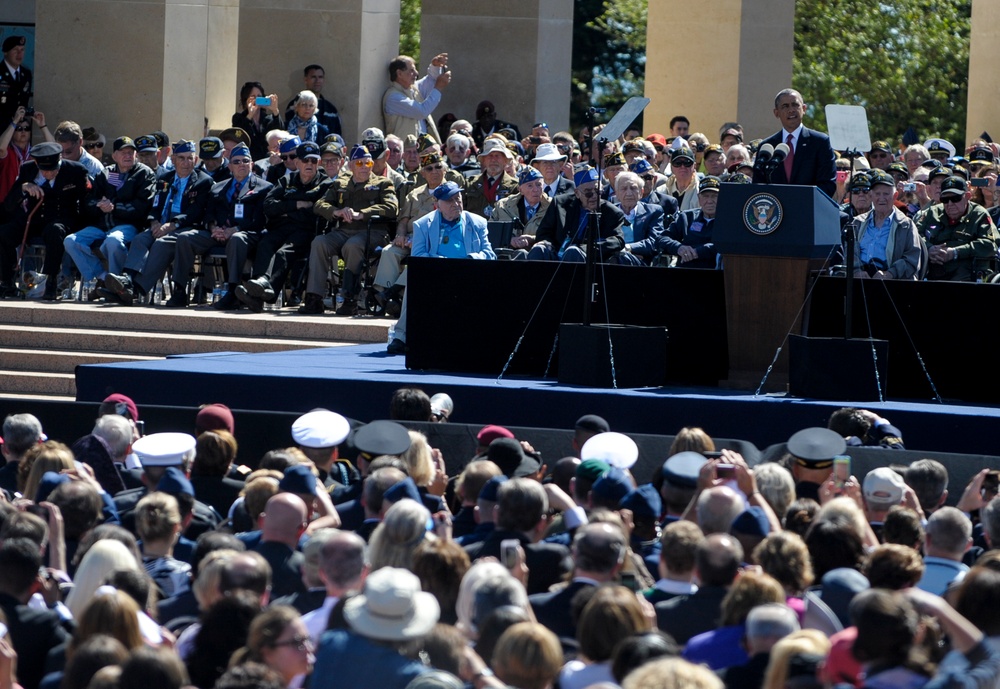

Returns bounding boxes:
[0,51,31,127]
[916,202,998,281]
[463,171,517,218]
[307,172,398,298]
[172,172,272,299]
[0,155,90,291]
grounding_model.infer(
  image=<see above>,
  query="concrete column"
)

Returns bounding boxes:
[35,0,238,142]
[644,0,795,142]
[967,0,1000,150]
[237,0,400,145]
[420,0,574,135]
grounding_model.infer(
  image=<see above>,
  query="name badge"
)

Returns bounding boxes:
[234,203,244,219]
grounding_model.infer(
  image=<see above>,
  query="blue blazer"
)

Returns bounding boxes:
[411,210,496,259]
[620,200,665,260]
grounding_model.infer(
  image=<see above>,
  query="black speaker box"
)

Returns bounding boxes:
[558,324,668,388]
[789,334,889,400]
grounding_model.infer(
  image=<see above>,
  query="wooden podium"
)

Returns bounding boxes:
[714,183,841,390]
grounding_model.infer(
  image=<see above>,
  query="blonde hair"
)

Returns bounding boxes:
[20,440,75,500]
[193,549,239,610]
[67,540,140,619]
[761,630,830,689]
[817,496,868,542]
[368,499,432,571]
[401,431,434,487]
[135,492,181,543]
[492,622,562,689]
[622,658,723,689]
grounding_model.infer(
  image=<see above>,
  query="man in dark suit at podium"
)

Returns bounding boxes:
[753,89,837,198]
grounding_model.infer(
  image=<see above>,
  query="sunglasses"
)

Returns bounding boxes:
[15,125,31,132]
[642,174,656,182]
[280,154,297,161]
[231,158,251,165]
[353,159,374,167]
[271,635,312,652]
[672,159,694,168]
[942,196,964,204]
[85,142,105,149]
[423,163,445,171]
[581,190,597,199]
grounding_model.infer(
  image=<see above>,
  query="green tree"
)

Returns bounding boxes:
[400,0,420,62]
[793,0,971,146]
[571,0,647,133]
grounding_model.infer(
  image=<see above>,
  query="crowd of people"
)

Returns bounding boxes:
[1,395,999,689]
[0,39,997,353]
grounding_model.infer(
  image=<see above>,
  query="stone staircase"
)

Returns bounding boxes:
[0,300,392,399]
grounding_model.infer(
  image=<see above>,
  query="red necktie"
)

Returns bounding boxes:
[784,133,795,181]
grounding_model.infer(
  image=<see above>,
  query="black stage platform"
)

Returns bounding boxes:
[76,343,1000,458]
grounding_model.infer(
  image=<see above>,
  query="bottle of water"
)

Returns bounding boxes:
[335,293,345,311]
[212,282,222,304]
[274,289,284,309]
[387,322,396,344]
[162,279,171,302]
[154,281,164,305]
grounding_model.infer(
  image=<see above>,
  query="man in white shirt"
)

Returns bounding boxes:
[302,530,368,643]
[382,53,451,144]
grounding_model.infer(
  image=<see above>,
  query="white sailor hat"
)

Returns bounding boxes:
[292,409,350,449]
[132,432,196,467]
[580,431,639,470]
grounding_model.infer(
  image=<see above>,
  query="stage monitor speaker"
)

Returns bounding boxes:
[558,324,668,388]
[789,335,888,400]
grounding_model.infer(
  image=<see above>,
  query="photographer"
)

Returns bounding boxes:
[849,169,922,280]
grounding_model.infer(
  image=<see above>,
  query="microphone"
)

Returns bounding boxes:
[754,143,774,167]
[588,107,607,114]
[770,143,790,165]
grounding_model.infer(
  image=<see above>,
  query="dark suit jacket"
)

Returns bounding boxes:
[464,172,518,216]
[148,168,214,229]
[543,176,574,198]
[752,127,837,197]
[644,190,680,222]
[86,162,156,229]
[528,579,593,647]
[253,540,306,599]
[0,591,72,689]
[657,208,718,269]
[464,529,572,594]
[620,200,665,261]
[655,584,728,644]
[206,173,272,233]
[536,194,625,259]
[6,160,90,230]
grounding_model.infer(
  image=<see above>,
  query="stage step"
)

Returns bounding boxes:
[0,300,393,400]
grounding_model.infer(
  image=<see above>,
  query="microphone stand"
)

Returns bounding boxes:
[841,148,863,339]
[583,107,604,327]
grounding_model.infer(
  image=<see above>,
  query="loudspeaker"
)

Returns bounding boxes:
[558,324,668,388]
[789,335,889,400]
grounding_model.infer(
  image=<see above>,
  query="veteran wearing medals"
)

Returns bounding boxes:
[300,144,398,316]
[170,143,273,309]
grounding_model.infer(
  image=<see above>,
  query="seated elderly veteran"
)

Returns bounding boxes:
[613,170,665,266]
[491,166,552,259]
[171,143,273,310]
[301,143,398,316]
[916,175,999,281]
[464,137,518,218]
[386,180,495,355]
[526,167,625,262]
[656,175,726,269]
[841,172,873,221]
[632,158,678,222]
[848,170,922,280]
[370,148,447,316]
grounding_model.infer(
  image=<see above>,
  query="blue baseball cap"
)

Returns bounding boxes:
[574,167,599,187]
[432,181,463,201]
[518,166,543,186]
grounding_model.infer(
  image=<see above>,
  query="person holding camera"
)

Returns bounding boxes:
[849,169,923,280]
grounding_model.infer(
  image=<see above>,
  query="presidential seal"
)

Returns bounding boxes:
[743,193,783,235]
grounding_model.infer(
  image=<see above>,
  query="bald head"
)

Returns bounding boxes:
[696,486,745,535]
[261,493,308,545]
